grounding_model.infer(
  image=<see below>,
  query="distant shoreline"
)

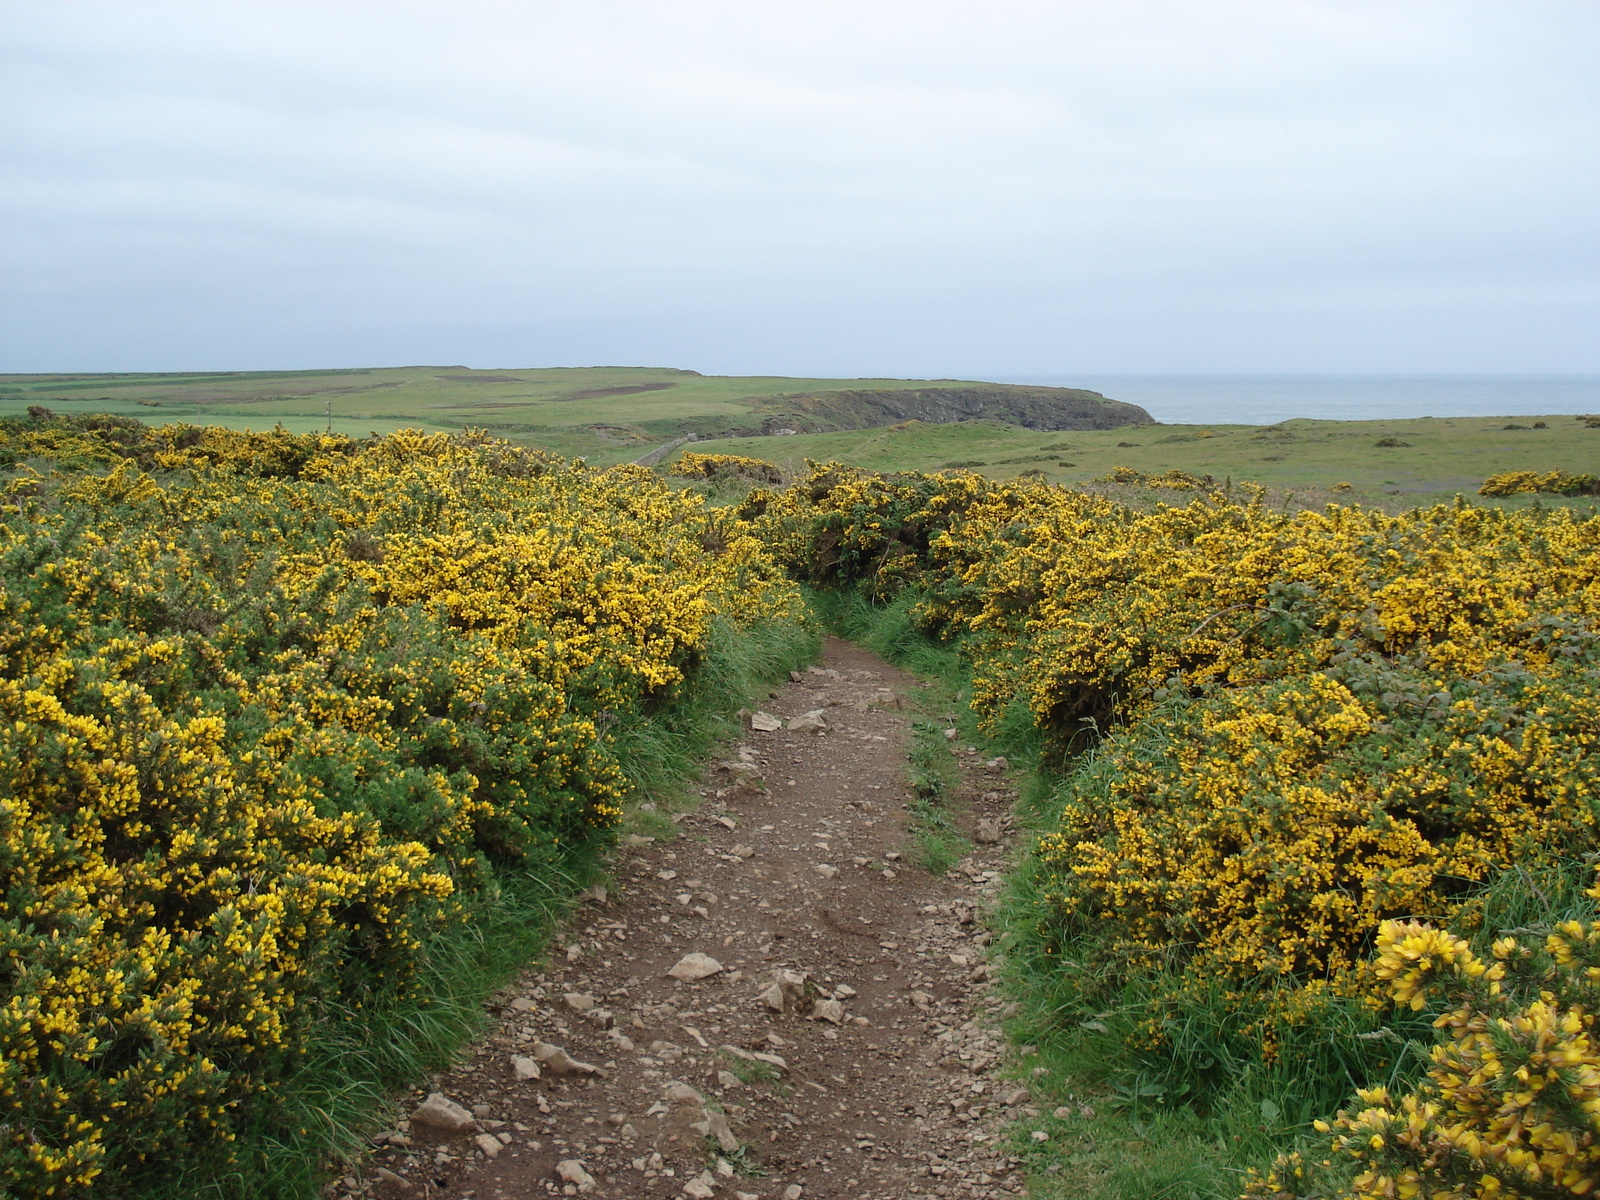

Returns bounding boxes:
[992,374,1600,425]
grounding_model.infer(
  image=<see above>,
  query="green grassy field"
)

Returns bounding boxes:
[5,365,1596,500]
[682,412,1600,506]
[0,365,1025,462]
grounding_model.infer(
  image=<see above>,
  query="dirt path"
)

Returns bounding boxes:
[354,638,1035,1200]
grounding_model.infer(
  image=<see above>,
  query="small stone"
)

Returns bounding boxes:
[556,1159,598,1193]
[510,996,537,1012]
[716,1157,735,1178]
[814,863,839,879]
[667,952,724,981]
[787,709,828,733]
[943,727,959,740]
[625,834,655,847]
[564,992,597,1013]
[985,756,1010,772]
[582,884,608,904]
[975,819,1002,844]
[683,1173,717,1200]
[717,1069,740,1088]
[373,1168,410,1188]
[1031,1129,1050,1142]
[716,815,737,829]
[511,1055,541,1080]
[694,1108,741,1153]
[999,1001,1022,1020]
[532,1041,599,1075]
[750,711,782,732]
[471,1102,494,1118]
[757,969,809,1013]
[809,998,845,1025]
[565,944,583,963]
[784,1186,805,1200]
[1053,1106,1073,1119]
[1002,1088,1032,1106]
[665,1082,705,1106]
[731,844,756,859]
[474,1132,504,1157]
[411,1093,475,1133]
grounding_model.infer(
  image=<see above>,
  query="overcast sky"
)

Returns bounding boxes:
[2,1,1596,376]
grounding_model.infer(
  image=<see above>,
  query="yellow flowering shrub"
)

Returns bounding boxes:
[1480,469,1600,497]
[1246,898,1600,1200]
[670,451,785,485]
[757,462,1600,1096]
[0,420,800,1194]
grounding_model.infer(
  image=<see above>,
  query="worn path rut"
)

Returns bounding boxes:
[355,638,1037,1200]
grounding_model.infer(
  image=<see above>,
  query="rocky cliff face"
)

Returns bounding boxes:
[668,384,1152,440]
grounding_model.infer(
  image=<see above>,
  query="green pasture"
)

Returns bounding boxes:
[0,365,988,464]
[6,365,1596,498]
[683,413,1600,505]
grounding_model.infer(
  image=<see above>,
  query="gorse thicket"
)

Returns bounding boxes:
[0,418,801,1194]
[746,462,1600,1199]
[6,418,1598,1200]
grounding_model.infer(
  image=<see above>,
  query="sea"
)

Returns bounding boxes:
[992,375,1600,427]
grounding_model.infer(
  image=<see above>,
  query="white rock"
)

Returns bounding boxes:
[556,1159,598,1193]
[975,819,1002,843]
[664,1082,705,1106]
[693,1108,741,1153]
[667,952,724,981]
[986,755,1010,772]
[682,1174,717,1200]
[474,1132,504,1158]
[784,1185,805,1200]
[787,709,829,733]
[532,1041,599,1075]
[750,711,783,732]
[564,992,596,1012]
[756,969,809,1014]
[510,1054,541,1081]
[411,1093,475,1133]
[814,863,839,879]
[809,998,845,1025]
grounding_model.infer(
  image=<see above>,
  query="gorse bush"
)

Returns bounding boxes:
[670,450,785,485]
[1479,468,1600,497]
[750,462,1600,1194]
[0,423,802,1195]
[1246,891,1600,1200]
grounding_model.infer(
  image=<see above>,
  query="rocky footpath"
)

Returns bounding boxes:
[348,638,1040,1200]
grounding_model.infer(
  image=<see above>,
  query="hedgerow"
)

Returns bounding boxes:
[0,422,804,1195]
[749,461,1600,1197]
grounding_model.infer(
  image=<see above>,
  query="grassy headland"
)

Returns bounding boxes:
[0,366,1146,464]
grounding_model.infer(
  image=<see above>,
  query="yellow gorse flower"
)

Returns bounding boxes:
[0,419,801,1193]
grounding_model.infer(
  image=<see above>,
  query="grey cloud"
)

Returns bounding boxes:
[1,0,1595,373]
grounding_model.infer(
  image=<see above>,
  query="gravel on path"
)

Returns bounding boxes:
[351,637,1033,1200]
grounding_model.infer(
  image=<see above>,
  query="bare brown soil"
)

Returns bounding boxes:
[350,638,1035,1200]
